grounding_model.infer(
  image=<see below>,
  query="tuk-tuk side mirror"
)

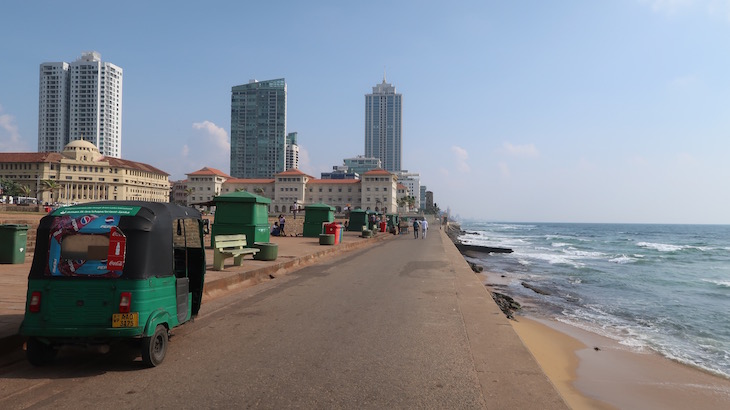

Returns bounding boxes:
[202,219,210,235]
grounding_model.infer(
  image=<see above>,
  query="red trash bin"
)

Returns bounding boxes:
[379,221,387,233]
[325,223,342,244]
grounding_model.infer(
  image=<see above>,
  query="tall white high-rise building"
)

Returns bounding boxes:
[286,132,300,170]
[38,51,123,158]
[365,76,402,172]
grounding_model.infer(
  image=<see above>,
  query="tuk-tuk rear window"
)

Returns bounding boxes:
[47,214,126,278]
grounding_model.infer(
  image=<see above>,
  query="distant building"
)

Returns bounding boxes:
[0,140,168,204]
[188,166,398,214]
[230,79,287,178]
[285,132,299,170]
[425,190,434,209]
[38,51,123,158]
[365,76,402,172]
[420,185,427,210]
[395,171,421,211]
[321,166,359,180]
[170,179,188,205]
[343,156,381,176]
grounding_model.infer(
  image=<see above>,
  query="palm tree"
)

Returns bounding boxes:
[18,185,32,198]
[41,179,61,203]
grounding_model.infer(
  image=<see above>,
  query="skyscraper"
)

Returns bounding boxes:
[285,132,299,171]
[38,52,123,158]
[365,76,402,172]
[230,79,287,178]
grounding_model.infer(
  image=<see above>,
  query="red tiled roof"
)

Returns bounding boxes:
[397,183,407,189]
[0,152,168,175]
[363,168,392,176]
[276,168,314,178]
[187,167,231,178]
[106,157,169,176]
[0,152,64,163]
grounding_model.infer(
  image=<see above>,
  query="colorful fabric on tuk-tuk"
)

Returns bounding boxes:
[47,214,125,277]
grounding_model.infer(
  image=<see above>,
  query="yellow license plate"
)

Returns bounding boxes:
[112,312,139,328]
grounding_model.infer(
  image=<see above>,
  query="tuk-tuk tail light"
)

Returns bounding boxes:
[29,291,42,313]
[119,292,132,313]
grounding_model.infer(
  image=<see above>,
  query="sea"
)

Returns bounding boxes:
[457,221,730,379]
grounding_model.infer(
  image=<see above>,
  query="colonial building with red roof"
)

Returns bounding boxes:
[183,166,399,214]
[0,140,169,204]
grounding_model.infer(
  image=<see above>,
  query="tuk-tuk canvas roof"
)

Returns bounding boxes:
[30,201,203,280]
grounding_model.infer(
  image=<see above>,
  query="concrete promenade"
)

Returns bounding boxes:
[0,225,567,408]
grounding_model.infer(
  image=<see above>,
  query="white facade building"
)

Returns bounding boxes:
[38,52,123,158]
[395,171,421,211]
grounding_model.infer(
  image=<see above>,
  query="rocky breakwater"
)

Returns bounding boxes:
[446,221,520,319]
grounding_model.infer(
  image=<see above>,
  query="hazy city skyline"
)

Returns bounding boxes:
[3,1,730,223]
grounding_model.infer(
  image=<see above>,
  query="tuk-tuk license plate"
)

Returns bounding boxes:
[112,312,139,328]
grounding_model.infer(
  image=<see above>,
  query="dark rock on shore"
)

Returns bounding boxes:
[521,281,551,295]
[446,222,513,255]
[455,243,513,254]
[469,262,484,273]
[490,291,521,319]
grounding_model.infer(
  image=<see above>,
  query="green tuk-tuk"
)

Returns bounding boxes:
[20,201,207,367]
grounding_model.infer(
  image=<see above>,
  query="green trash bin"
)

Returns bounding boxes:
[0,224,29,264]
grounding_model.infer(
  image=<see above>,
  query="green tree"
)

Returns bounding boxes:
[40,179,61,203]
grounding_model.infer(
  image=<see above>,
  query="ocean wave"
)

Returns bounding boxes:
[702,279,730,288]
[563,248,605,259]
[609,254,638,264]
[636,242,714,253]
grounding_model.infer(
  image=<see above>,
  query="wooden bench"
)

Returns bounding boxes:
[213,234,260,271]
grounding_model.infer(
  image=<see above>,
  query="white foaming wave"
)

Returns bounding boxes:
[609,254,638,264]
[563,248,605,259]
[637,242,683,252]
[552,242,570,248]
[702,279,730,288]
[637,242,713,253]
[527,252,585,268]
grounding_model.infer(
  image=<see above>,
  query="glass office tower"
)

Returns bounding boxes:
[230,79,287,178]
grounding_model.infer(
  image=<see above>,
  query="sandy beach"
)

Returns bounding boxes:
[509,311,730,409]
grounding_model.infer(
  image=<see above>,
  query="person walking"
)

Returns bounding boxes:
[413,218,420,239]
[421,218,429,239]
[278,214,286,236]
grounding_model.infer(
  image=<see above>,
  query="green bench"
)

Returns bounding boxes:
[213,234,260,271]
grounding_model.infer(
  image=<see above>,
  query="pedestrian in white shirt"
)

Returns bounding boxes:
[421,218,429,239]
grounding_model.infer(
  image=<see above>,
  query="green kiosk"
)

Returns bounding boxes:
[347,209,367,232]
[303,203,335,237]
[211,191,271,247]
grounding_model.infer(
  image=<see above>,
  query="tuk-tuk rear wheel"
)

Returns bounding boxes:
[26,337,57,366]
[142,325,168,367]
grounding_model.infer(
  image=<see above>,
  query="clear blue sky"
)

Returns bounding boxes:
[2,0,730,224]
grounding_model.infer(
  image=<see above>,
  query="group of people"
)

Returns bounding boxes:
[271,214,286,236]
[412,218,428,239]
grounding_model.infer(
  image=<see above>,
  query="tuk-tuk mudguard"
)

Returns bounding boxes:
[144,309,172,337]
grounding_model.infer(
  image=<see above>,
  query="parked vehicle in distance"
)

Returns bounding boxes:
[20,201,207,367]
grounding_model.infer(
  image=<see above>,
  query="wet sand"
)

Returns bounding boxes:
[510,315,730,409]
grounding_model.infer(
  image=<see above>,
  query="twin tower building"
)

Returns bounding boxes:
[38,52,403,178]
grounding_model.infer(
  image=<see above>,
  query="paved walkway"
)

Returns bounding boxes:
[0,230,396,354]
